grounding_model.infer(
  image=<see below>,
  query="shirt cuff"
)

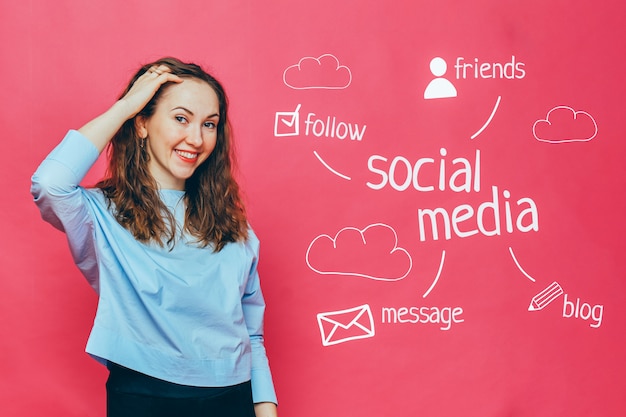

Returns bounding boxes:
[47,130,100,182]
[251,366,278,405]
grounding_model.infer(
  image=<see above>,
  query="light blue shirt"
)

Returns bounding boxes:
[31,130,277,404]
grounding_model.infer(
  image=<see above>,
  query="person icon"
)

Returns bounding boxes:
[424,57,457,99]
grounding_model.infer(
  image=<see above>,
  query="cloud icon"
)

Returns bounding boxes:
[283,54,352,90]
[305,223,412,281]
[533,106,598,144]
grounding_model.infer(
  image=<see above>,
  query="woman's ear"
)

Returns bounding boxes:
[135,116,148,139]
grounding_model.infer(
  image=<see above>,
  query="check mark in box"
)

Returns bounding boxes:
[274,104,302,137]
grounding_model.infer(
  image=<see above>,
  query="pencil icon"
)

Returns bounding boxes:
[528,281,563,311]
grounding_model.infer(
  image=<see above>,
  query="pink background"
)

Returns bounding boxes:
[2,1,625,416]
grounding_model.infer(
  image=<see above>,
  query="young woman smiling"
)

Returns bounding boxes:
[31,57,278,417]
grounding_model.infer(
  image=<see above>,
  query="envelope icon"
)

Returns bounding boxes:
[317,304,375,346]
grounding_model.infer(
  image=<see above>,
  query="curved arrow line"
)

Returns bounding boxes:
[313,151,352,180]
[422,250,446,298]
[471,96,502,139]
[508,246,536,283]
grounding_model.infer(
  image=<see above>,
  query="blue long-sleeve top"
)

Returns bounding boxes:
[31,130,277,404]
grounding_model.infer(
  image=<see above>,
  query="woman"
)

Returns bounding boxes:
[31,57,278,417]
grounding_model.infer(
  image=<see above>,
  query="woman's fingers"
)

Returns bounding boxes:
[145,64,176,78]
[146,65,166,76]
[121,65,182,117]
[143,65,182,86]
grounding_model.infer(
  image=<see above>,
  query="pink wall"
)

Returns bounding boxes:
[3,1,625,416]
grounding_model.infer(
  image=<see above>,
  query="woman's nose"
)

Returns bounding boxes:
[186,126,203,146]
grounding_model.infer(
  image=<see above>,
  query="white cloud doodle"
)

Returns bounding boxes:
[305,223,412,281]
[283,54,352,90]
[533,105,598,144]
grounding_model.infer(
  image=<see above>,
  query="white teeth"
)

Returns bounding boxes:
[176,150,197,159]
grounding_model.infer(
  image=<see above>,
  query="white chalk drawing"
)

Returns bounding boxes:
[271,56,604,332]
[508,247,537,283]
[422,250,446,298]
[274,104,302,137]
[471,96,502,139]
[313,151,352,180]
[283,54,352,90]
[424,57,457,99]
[529,281,564,311]
[317,304,375,346]
[306,223,412,281]
[533,105,598,143]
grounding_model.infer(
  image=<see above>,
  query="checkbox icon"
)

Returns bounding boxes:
[274,104,302,137]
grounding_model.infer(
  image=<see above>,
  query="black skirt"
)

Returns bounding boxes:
[106,362,255,417]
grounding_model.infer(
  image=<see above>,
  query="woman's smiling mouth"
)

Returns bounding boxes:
[175,149,198,162]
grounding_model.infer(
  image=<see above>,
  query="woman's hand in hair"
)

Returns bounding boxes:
[118,65,182,119]
[78,65,181,153]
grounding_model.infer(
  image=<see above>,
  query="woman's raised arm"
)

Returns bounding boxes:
[79,64,181,153]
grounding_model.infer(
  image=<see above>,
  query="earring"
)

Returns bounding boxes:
[140,137,146,148]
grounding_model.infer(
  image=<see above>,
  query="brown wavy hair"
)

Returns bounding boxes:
[96,57,248,251]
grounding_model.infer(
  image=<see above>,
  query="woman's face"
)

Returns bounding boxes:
[137,78,220,190]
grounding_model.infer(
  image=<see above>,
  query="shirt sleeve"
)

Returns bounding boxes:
[242,232,278,405]
[30,130,101,292]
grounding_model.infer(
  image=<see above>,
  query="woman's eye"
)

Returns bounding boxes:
[175,116,187,123]
[204,121,216,129]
